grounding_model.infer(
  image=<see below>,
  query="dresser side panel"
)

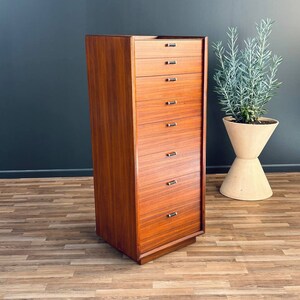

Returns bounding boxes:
[201,37,208,232]
[85,36,137,260]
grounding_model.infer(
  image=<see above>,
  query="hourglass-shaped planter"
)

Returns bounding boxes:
[220,116,279,201]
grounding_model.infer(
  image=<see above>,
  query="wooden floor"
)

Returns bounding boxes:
[0,173,299,299]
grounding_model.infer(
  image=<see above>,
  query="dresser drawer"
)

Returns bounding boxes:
[137,116,201,156]
[135,39,203,59]
[136,56,202,77]
[138,172,200,215]
[138,142,200,187]
[139,201,201,252]
[136,97,201,125]
[136,73,202,102]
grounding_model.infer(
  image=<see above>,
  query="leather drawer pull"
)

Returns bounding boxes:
[166,122,177,127]
[167,212,178,218]
[165,43,177,47]
[166,151,177,157]
[165,100,177,105]
[165,60,177,65]
[166,77,177,82]
[166,179,177,186]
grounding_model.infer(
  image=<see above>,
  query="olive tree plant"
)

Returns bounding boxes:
[212,19,283,124]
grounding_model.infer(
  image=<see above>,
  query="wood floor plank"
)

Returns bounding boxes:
[0,172,299,298]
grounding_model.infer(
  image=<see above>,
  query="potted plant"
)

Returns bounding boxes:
[212,19,283,200]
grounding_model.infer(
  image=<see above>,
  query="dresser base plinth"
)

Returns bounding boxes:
[138,231,203,265]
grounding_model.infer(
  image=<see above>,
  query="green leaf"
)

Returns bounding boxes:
[212,18,283,123]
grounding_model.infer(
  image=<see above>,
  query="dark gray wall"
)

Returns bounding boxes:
[0,0,299,178]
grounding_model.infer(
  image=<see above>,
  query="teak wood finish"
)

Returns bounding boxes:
[135,56,203,77]
[136,73,203,102]
[136,96,202,124]
[85,35,208,264]
[134,39,203,58]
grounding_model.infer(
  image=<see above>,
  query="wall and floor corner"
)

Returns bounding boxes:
[0,0,299,178]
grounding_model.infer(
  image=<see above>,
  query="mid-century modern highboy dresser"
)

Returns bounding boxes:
[86,35,207,264]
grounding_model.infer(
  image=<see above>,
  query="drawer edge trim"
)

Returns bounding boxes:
[138,230,203,261]
[136,71,203,79]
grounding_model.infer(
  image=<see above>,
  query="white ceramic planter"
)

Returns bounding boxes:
[220,116,279,201]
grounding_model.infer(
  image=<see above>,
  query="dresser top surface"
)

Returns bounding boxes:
[85,35,205,40]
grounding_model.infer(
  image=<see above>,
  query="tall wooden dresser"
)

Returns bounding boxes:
[86,35,207,264]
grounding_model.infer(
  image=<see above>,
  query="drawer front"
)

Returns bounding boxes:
[135,56,202,77]
[139,200,201,253]
[139,172,200,216]
[135,39,203,59]
[136,73,202,102]
[136,97,201,125]
[138,141,200,187]
[137,116,201,157]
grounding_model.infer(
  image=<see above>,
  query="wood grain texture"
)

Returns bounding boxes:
[85,36,138,260]
[138,172,201,216]
[136,73,203,102]
[135,39,203,58]
[200,36,208,233]
[140,201,201,253]
[138,143,200,187]
[135,56,202,77]
[0,173,300,298]
[138,237,197,265]
[137,116,201,157]
[136,96,202,124]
